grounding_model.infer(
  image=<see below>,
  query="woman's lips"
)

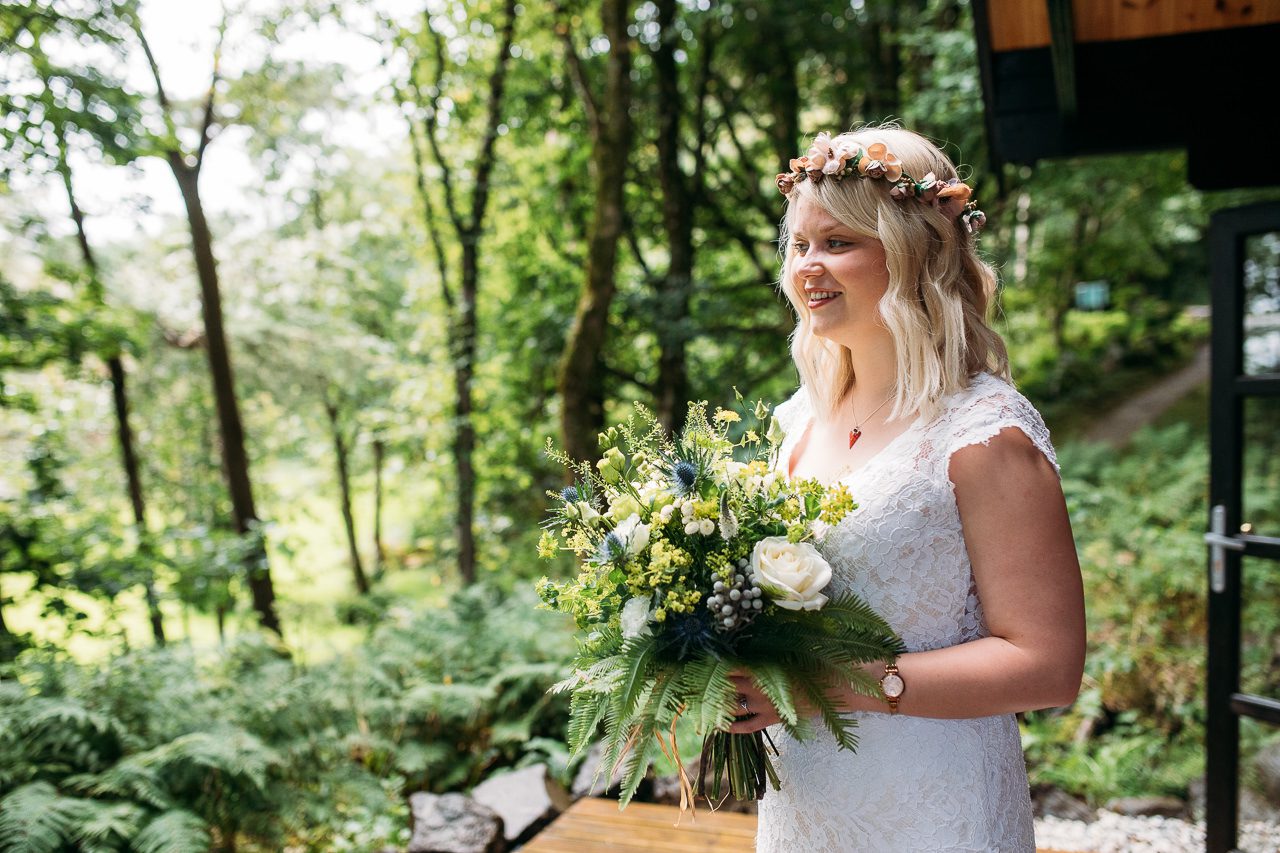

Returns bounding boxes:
[807,291,842,309]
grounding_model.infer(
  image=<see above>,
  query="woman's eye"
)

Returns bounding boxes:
[792,242,808,255]
[827,239,850,249]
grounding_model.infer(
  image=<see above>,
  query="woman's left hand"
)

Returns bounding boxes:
[726,667,819,733]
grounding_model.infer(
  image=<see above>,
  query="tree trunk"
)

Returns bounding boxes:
[556,0,633,463]
[372,437,386,578]
[58,143,166,645]
[653,0,694,433]
[324,394,369,595]
[455,241,479,585]
[168,155,281,636]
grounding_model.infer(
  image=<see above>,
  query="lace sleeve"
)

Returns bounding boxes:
[770,385,811,441]
[943,375,1059,477]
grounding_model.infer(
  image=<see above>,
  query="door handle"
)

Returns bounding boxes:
[1206,505,1246,594]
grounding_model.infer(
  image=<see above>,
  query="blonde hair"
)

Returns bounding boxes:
[777,125,1009,422]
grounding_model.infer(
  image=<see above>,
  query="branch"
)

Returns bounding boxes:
[131,15,181,149]
[196,5,230,170]
[414,14,464,234]
[553,1,600,139]
[468,0,518,233]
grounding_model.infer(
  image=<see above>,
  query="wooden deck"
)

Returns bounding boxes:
[522,797,1080,852]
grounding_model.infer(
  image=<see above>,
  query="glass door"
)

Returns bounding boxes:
[1206,202,1280,853]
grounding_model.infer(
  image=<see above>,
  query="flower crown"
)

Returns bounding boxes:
[776,132,987,234]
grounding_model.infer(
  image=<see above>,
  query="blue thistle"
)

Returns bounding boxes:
[672,460,698,495]
[560,485,579,504]
[598,532,625,563]
[660,611,716,661]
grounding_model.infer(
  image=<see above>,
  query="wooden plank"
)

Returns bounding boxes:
[523,797,1085,852]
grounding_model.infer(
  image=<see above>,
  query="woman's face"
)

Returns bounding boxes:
[786,196,892,348]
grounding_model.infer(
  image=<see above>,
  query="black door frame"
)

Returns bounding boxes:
[1205,201,1280,853]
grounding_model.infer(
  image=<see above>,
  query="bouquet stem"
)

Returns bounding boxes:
[697,729,782,803]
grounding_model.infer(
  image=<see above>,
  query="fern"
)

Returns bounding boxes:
[132,809,210,853]
[566,690,609,758]
[72,800,145,851]
[0,782,80,853]
[678,655,738,736]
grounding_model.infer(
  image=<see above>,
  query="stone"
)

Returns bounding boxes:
[1253,741,1280,805]
[571,741,626,798]
[1031,785,1095,822]
[1103,795,1187,819]
[470,764,571,845]
[1188,774,1280,823]
[407,792,504,853]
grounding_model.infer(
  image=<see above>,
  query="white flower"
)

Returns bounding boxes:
[659,504,676,522]
[684,521,699,535]
[698,518,715,536]
[613,513,651,558]
[749,536,833,611]
[620,596,653,639]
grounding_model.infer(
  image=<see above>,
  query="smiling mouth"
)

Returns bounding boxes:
[807,291,842,309]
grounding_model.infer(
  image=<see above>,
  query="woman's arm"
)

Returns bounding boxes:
[730,426,1085,731]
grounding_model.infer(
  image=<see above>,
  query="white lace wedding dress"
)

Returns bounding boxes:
[756,372,1055,853]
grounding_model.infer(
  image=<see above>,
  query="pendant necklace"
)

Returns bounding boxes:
[848,391,896,449]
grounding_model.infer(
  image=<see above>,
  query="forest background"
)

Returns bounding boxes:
[2,0,1279,850]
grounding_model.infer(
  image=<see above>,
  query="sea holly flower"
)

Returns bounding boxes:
[672,460,698,495]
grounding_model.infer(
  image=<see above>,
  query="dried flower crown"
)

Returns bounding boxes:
[776,132,988,234]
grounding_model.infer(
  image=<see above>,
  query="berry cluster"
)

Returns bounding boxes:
[707,557,764,632]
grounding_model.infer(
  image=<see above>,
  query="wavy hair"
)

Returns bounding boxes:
[777,126,1009,422]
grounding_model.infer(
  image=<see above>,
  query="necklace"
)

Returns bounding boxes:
[848,391,895,449]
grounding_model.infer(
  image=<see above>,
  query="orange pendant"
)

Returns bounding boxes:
[848,427,862,449]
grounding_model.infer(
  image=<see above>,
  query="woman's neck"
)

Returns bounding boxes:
[841,335,899,415]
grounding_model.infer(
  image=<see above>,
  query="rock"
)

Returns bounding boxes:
[1253,741,1280,805]
[1032,785,1095,822]
[470,764,571,845]
[407,792,504,853]
[1189,774,1280,823]
[1103,795,1187,819]
[571,742,626,798]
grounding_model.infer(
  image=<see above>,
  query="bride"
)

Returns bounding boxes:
[727,126,1085,852]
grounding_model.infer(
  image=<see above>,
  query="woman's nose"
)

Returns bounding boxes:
[798,257,823,278]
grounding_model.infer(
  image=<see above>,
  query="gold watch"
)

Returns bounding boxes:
[879,663,905,713]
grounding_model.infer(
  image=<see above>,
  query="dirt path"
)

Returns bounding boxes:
[1082,344,1210,447]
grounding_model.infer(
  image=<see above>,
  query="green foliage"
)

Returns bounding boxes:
[0,582,574,851]
[1023,416,1280,803]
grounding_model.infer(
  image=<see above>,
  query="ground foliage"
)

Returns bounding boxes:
[0,583,573,852]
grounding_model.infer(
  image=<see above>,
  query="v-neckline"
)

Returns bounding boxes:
[786,409,926,487]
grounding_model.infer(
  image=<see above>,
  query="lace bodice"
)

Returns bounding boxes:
[755,372,1055,852]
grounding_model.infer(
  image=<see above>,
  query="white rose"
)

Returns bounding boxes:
[620,596,653,639]
[613,513,651,558]
[749,536,832,611]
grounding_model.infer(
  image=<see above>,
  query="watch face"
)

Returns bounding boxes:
[882,673,905,699]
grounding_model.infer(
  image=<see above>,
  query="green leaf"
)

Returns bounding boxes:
[132,810,210,853]
[0,782,79,853]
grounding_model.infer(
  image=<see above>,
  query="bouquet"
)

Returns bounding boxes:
[536,394,904,812]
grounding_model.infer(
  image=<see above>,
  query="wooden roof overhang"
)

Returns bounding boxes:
[972,0,1280,190]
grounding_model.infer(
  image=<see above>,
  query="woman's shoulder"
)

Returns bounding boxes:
[935,372,1059,474]
[771,385,812,437]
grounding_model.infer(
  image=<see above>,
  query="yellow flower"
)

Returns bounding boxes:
[537,531,559,559]
[714,408,741,424]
